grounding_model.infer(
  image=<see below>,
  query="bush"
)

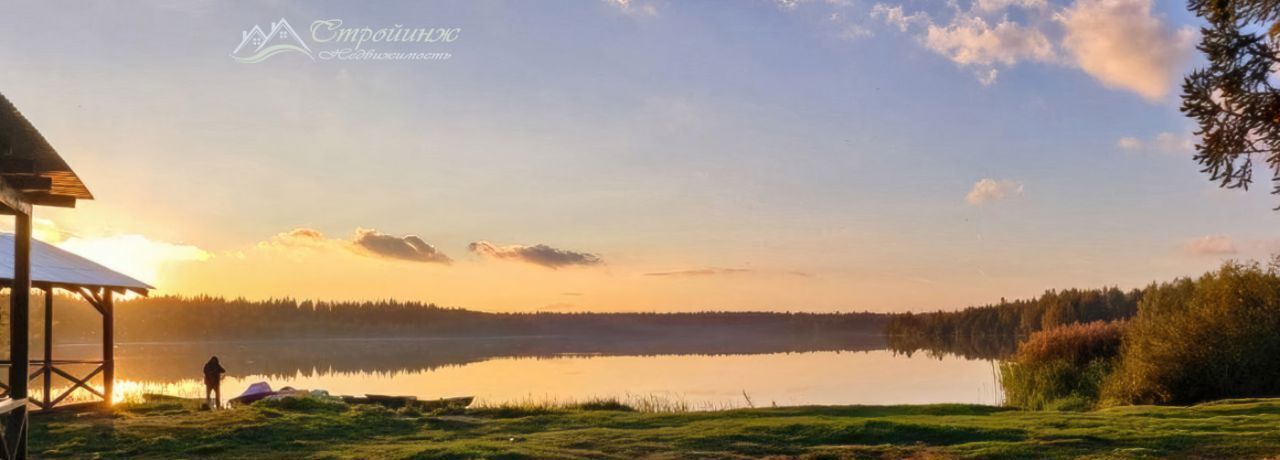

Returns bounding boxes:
[573,397,635,412]
[252,395,348,413]
[1101,261,1280,405]
[1000,321,1125,410]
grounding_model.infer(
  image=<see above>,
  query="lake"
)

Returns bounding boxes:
[36,336,1003,408]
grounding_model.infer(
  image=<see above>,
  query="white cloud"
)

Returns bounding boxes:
[871,4,929,32]
[923,15,1055,67]
[966,178,1024,205]
[977,68,1000,86]
[873,1,1056,86]
[1058,0,1196,102]
[776,0,801,10]
[605,0,658,17]
[869,0,1195,99]
[1118,132,1195,155]
[1184,234,1237,256]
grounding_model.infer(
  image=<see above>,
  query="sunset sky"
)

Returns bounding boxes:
[0,0,1274,313]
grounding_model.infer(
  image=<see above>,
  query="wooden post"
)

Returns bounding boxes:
[102,290,113,406]
[7,211,30,459]
[42,288,51,410]
[9,214,31,399]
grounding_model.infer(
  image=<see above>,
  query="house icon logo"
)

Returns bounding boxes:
[232,19,313,63]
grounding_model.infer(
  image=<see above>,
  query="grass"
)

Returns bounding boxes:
[28,395,1280,459]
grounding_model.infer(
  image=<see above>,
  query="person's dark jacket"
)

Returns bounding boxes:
[203,358,226,387]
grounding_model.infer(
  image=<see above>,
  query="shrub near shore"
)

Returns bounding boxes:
[1003,260,1280,409]
[1103,261,1280,405]
[1000,321,1124,410]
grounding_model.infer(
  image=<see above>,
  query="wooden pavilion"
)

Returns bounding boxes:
[0,92,103,460]
[0,234,153,411]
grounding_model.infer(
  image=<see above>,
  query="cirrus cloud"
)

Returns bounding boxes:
[468,241,602,269]
[643,267,754,277]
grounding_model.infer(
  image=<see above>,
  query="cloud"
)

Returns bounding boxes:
[1058,0,1196,102]
[352,228,452,264]
[263,227,451,264]
[468,241,602,268]
[0,218,210,286]
[869,0,1194,98]
[1117,132,1195,155]
[605,0,658,17]
[870,4,929,32]
[922,14,1056,69]
[973,0,1047,13]
[977,68,1000,86]
[1117,136,1143,150]
[643,268,754,277]
[259,228,331,250]
[966,178,1024,205]
[872,1,1055,85]
[1184,234,1237,256]
[57,234,210,285]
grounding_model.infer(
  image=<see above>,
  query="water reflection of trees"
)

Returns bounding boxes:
[885,334,1017,361]
[99,333,889,382]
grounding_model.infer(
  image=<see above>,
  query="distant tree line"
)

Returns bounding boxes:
[885,287,1142,359]
[0,294,889,345]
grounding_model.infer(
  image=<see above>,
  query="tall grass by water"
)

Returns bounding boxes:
[472,392,753,415]
[1000,321,1124,410]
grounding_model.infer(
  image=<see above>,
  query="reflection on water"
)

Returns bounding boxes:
[35,335,1004,407]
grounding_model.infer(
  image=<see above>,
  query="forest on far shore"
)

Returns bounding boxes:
[0,294,889,345]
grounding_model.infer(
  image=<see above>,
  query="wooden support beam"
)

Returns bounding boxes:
[8,212,30,399]
[78,288,104,315]
[1,177,50,193]
[6,211,30,460]
[0,181,30,223]
[41,289,51,410]
[102,291,114,406]
[0,159,34,175]
[24,194,74,209]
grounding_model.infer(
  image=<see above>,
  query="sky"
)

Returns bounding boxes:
[0,0,1275,313]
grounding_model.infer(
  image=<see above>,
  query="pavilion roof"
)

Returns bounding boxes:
[0,92,93,205]
[0,233,151,294]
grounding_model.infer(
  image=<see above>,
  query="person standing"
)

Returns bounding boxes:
[203,356,226,409]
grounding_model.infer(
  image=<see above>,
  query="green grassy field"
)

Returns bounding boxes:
[27,396,1280,459]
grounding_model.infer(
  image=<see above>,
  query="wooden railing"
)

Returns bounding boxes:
[0,360,106,411]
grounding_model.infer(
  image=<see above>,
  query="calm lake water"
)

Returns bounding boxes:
[39,336,1003,408]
